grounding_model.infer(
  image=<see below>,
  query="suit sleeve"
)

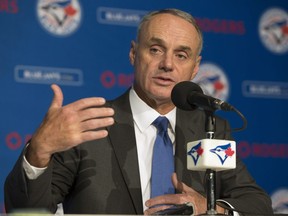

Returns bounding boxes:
[4,147,80,214]
[215,117,273,214]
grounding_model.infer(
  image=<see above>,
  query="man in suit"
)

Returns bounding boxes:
[5,8,273,215]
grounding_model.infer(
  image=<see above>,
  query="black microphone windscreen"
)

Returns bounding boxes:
[171,81,203,111]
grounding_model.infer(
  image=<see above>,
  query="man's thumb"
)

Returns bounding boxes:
[49,84,63,109]
[172,173,193,193]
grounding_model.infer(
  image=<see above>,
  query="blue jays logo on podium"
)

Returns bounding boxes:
[37,0,82,37]
[210,143,235,165]
[187,139,236,172]
[187,142,204,166]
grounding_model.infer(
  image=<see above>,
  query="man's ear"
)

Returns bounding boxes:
[190,55,202,80]
[129,41,137,66]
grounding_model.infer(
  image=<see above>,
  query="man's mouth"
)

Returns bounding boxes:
[154,76,174,83]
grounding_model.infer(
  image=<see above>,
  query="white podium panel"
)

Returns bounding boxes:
[187,139,236,172]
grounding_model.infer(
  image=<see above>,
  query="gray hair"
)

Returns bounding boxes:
[137,8,203,55]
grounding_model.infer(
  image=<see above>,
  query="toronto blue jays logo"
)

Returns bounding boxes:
[37,0,82,36]
[187,142,204,165]
[193,63,229,102]
[259,8,288,54]
[210,143,235,165]
[271,188,288,213]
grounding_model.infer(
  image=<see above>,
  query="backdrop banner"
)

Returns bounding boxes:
[1,0,288,214]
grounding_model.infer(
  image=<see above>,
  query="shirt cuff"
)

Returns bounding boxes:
[23,154,47,180]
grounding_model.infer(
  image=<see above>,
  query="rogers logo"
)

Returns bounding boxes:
[6,132,31,150]
[237,141,288,159]
[0,0,18,13]
[196,18,246,35]
[100,70,134,88]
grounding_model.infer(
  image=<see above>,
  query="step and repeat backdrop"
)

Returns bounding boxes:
[1,0,288,214]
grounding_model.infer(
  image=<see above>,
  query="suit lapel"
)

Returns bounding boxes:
[108,90,143,214]
[175,108,206,195]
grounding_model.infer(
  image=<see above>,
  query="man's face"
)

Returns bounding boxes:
[129,13,202,109]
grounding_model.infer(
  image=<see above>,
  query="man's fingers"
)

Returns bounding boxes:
[79,107,114,122]
[49,84,64,110]
[49,84,112,115]
[144,205,172,215]
[80,117,114,132]
[70,97,107,111]
[172,173,183,192]
[81,130,109,142]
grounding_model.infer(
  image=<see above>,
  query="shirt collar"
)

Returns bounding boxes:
[129,87,176,133]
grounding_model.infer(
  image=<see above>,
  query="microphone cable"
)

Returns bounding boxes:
[229,105,248,133]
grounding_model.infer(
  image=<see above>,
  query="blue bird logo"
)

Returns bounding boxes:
[41,0,77,26]
[210,143,235,165]
[187,142,204,165]
[263,20,288,45]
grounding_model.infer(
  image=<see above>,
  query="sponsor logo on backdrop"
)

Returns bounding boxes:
[238,141,288,158]
[97,7,147,26]
[193,63,229,101]
[6,132,31,150]
[100,70,134,88]
[37,0,82,37]
[196,18,245,35]
[0,0,18,13]
[259,8,288,54]
[14,65,83,86]
[96,7,246,35]
[242,80,288,99]
[271,188,288,213]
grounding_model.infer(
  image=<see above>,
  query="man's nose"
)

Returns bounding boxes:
[159,53,174,72]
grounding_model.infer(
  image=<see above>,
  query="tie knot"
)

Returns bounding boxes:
[152,116,169,133]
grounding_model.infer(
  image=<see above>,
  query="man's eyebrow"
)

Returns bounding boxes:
[148,37,194,55]
[176,45,194,58]
[177,45,192,52]
[149,37,165,45]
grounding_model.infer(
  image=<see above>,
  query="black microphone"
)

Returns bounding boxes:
[171,81,234,111]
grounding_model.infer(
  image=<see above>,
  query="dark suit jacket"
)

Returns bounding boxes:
[5,89,273,215]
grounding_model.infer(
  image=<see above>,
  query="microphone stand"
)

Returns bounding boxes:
[199,110,225,216]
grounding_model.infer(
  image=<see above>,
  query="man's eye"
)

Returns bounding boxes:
[150,48,161,54]
[176,53,188,60]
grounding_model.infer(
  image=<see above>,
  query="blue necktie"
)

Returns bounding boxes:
[151,116,175,198]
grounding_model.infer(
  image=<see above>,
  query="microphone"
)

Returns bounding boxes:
[171,81,234,111]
